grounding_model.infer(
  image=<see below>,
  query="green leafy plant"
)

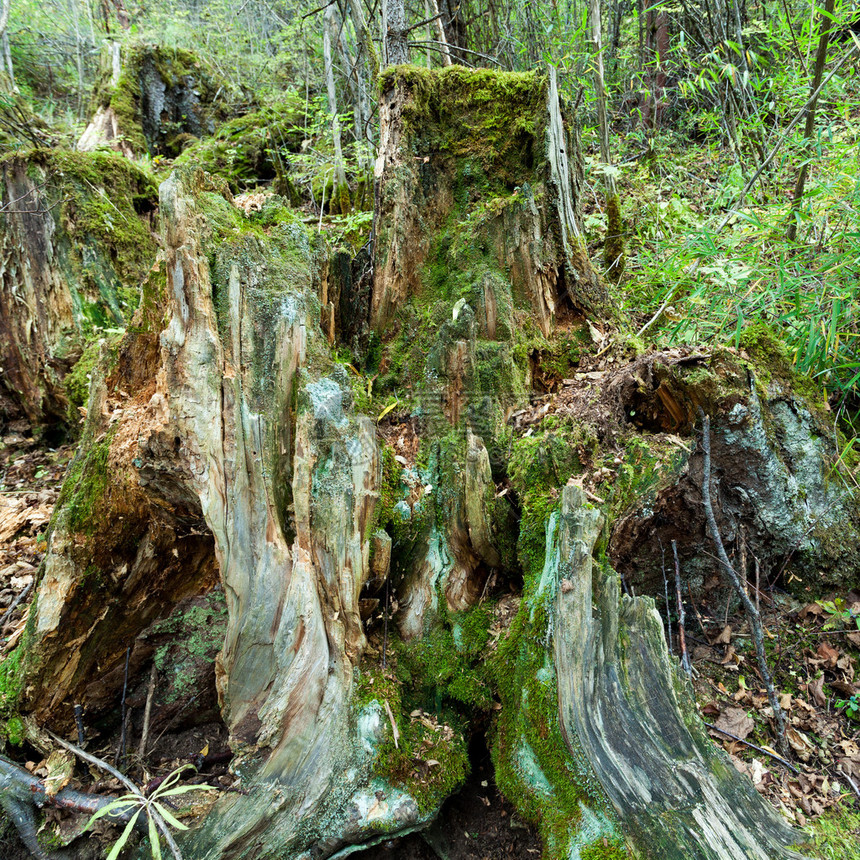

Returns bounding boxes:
[817,598,860,631]
[835,694,860,722]
[85,764,213,860]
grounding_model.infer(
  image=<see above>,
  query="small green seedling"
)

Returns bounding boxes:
[835,694,860,723]
[85,764,214,860]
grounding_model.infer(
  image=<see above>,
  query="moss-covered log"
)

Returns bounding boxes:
[0,149,157,428]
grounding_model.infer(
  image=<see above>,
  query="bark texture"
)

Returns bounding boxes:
[3,68,843,860]
[552,484,801,859]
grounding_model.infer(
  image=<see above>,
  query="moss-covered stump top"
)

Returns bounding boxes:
[372,65,603,336]
[378,65,549,190]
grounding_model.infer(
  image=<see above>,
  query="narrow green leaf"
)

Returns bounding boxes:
[106,810,143,860]
[85,797,141,829]
[148,813,163,860]
[159,783,216,796]
[153,801,190,831]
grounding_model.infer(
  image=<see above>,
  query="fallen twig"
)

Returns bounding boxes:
[673,540,692,677]
[699,409,788,751]
[115,645,131,767]
[0,752,146,858]
[48,731,183,860]
[0,580,32,629]
[704,722,799,774]
[138,664,157,759]
[383,699,399,749]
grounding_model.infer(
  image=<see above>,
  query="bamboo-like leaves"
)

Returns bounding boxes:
[84,764,215,860]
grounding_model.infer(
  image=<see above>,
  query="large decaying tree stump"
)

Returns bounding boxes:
[1,66,845,860]
[78,43,223,158]
[0,150,157,428]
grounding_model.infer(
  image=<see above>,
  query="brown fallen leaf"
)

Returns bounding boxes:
[786,727,813,762]
[807,675,826,707]
[816,642,840,667]
[836,655,855,680]
[848,631,860,647]
[831,680,857,697]
[715,625,733,645]
[800,603,825,620]
[714,707,755,740]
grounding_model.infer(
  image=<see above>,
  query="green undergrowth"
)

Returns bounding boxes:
[796,803,860,860]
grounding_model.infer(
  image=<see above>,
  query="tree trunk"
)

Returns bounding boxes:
[371,66,606,334]
[323,4,351,214]
[553,486,801,859]
[588,0,624,278]
[383,0,410,66]
[787,0,835,241]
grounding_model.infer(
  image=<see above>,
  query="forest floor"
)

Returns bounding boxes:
[0,429,233,857]
[2,423,859,858]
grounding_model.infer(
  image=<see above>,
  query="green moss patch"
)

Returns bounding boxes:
[379,66,547,189]
[354,664,469,815]
[175,94,309,193]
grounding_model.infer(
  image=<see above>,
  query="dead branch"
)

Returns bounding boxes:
[673,540,692,677]
[0,752,146,858]
[704,723,799,774]
[698,408,788,751]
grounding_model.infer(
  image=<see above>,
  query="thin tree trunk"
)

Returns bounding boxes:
[430,0,452,65]
[589,0,624,278]
[0,0,12,90]
[787,0,834,241]
[383,0,410,65]
[323,4,350,214]
[1,30,13,89]
[348,0,380,80]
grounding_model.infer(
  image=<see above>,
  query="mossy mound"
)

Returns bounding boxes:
[174,95,307,193]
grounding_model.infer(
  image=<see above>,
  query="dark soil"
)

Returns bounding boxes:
[355,736,541,860]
